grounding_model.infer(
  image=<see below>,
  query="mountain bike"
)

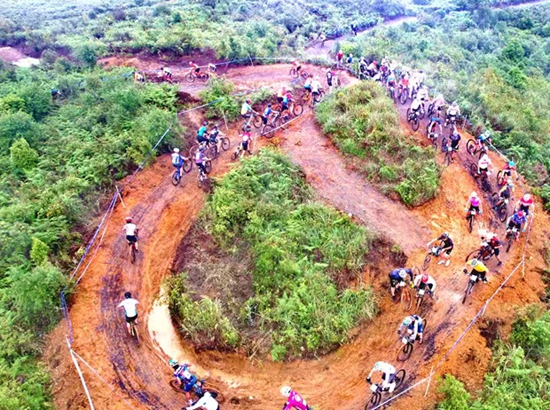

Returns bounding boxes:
[426,123,439,149]
[208,136,231,160]
[397,319,427,362]
[398,85,408,105]
[441,137,459,166]
[128,319,139,343]
[462,269,481,304]
[185,70,210,83]
[365,369,406,409]
[469,163,492,193]
[466,208,477,233]
[128,233,139,264]
[289,68,308,80]
[169,379,225,403]
[466,139,488,159]
[505,226,520,252]
[491,192,509,223]
[394,281,413,312]
[312,89,325,106]
[196,161,212,190]
[171,159,193,186]
[465,245,494,263]
[406,108,420,131]
[422,244,444,270]
[414,282,434,311]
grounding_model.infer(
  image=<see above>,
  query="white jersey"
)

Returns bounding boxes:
[411,99,422,110]
[187,393,219,410]
[478,156,492,168]
[375,362,396,375]
[311,80,322,93]
[118,298,138,317]
[171,153,182,166]
[123,223,137,236]
[414,275,437,291]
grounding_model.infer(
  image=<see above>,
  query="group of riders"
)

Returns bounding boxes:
[118,50,539,409]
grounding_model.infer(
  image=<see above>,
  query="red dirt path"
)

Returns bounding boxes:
[45,62,549,410]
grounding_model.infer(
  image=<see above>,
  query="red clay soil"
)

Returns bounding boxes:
[45,63,549,410]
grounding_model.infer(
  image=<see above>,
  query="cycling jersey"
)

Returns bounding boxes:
[519,197,534,208]
[469,196,481,207]
[417,90,428,101]
[304,78,312,88]
[195,151,206,165]
[399,315,424,339]
[263,107,272,117]
[410,100,422,111]
[311,80,322,93]
[467,260,488,274]
[414,275,436,291]
[172,153,184,167]
[438,235,454,250]
[447,108,459,116]
[118,298,138,317]
[510,213,526,226]
[197,126,208,138]
[283,390,310,410]
[123,223,137,236]
[434,98,445,108]
[187,393,219,410]
[241,102,252,116]
[374,362,396,376]
[489,237,501,248]
[478,156,491,169]
[389,268,413,282]
[499,185,511,199]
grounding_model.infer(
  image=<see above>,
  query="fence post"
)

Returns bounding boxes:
[67,338,95,410]
[116,185,126,209]
[424,367,434,397]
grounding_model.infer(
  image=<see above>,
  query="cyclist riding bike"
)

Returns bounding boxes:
[123,217,139,252]
[292,60,302,75]
[169,359,199,402]
[416,86,429,104]
[195,146,210,175]
[501,160,519,182]
[398,315,424,344]
[197,121,209,144]
[408,76,419,99]
[160,67,172,82]
[463,258,489,283]
[506,210,526,236]
[304,75,313,94]
[208,125,221,145]
[389,268,414,299]
[399,73,409,93]
[487,232,503,265]
[450,126,461,152]
[427,117,443,138]
[386,72,397,89]
[336,50,344,65]
[477,153,492,176]
[476,130,492,150]
[427,232,454,266]
[261,103,274,128]
[432,94,446,114]
[515,193,534,218]
[311,77,322,100]
[189,61,200,74]
[117,292,139,335]
[409,98,423,118]
[465,191,482,218]
[446,101,461,123]
[185,391,219,410]
[280,386,312,410]
[366,362,397,393]
[414,273,437,298]
[241,99,257,123]
[495,178,514,208]
[359,57,368,74]
[277,87,287,104]
[172,148,186,178]
[326,68,334,88]
[240,126,251,155]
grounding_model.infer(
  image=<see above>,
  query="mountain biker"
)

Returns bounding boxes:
[506,210,526,236]
[208,62,217,73]
[476,130,492,149]
[515,193,534,218]
[195,146,210,175]
[359,57,368,74]
[160,67,172,82]
[495,178,514,208]
[450,126,461,152]
[477,153,492,176]
[241,99,257,122]
[487,232,503,265]
[277,87,287,104]
[465,191,482,218]
[386,72,397,89]
[197,121,209,144]
[172,148,186,178]
[427,117,443,139]
[186,391,220,410]
[169,359,199,402]
[261,104,273,128]
[409,98,422,118]
[399,73,409,94]
[427,232,454,266]
[123,217,139,252]
[366,362,397,393]
[292,60,302,75]
[280,386,312,410]
[501,160,519,182]
[416,86,429,104]
[432,94,446,114]
[326,68,334,88]
[304,75,313,94]
[446,101,460,123]
[463,258,489,283]
[209,125,221,146]
[414,70,425,87]
[240,125,251,155]
[337,50,344,65]
[189,61,200,74]
[118,292,138,335]
[398,315,424,344]
[414,272,437,298]
[350,23,358,36]
[389,268,414,299]
[311,77,322,101]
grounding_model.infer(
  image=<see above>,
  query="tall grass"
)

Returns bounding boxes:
[315,81,440,206]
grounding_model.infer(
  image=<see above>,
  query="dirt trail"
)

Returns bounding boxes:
[46,63,549,410]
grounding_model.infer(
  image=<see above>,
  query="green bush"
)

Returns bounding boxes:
[315,81,440,206]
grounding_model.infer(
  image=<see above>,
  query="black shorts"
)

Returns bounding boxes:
[197,135,208,144]
[241,114,251,120]
[194,68,200,73]
[262,116,268,125]
[492,247,500,256]
[390,277,401,288]
[501,190,511,200]
[242,141,249,151]
[281,105,289,112]
[443,246,453,255]
[126,235,137,244]
[418,282,433,291]
[508,221,521,231]
[126,314,138,323]
[519,204,530,214]
[327,78,333,86]
[469,205,480,213]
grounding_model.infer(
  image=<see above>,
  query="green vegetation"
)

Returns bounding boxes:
[316,81,440,205]
[438,306,550,409]
[0,60,178,407]
[343,2,550,206]
[166,149,377,360]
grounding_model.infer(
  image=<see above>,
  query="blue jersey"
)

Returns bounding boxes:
[263,107,272,117]
[389,268,413,281]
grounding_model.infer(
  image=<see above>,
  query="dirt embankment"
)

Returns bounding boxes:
[45,62,548,410]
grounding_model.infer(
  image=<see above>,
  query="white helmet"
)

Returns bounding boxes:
[402,316,413,326]
[470,258,479,267]
[523,194,531,201]
[471,191,478,198]
[374,362,384,371]
[280,386,291,397]
[173,148,180,153]
[399,269,407,279]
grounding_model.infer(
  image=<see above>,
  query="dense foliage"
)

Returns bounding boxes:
[438,306,550,409]
[340,3,550,206]
[316,80,440,205]
[167,149,377,360]
[0,61,178,407]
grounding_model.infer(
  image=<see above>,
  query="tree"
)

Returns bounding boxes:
[74,43,97,68]
[10,138,38,170]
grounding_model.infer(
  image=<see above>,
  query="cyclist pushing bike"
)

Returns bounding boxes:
[426,232,453,266]
[398,315,424,344]
[366,362,398,393]
[280,386,312,410]
[118,292,139,335]
[389,268,414,299]
[123,217,139,253]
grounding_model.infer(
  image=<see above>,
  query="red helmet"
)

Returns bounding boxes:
[421,273,429,283]
[517,210,525,218]
[125,217,132,223]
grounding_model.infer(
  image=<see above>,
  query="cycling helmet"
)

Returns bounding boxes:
[398,269,407,279]
[508,160,515,167]
[203,121,208,126]
[125,217,132,223]
[452,101,458,106]
[373,362,384,371]
[470,258,479,267]
[280,386,292,397]
[246,99,251,104]
[173,148,179,153]
[441,232,449,239]
[199,146,204,152]
[517,210,525,218]
[244,125,251,132]
[268,103,272,107]
[182,370,191,379]
[124,291,131,299]
[402,316,413,326]
[169,359,178,369]
[471,191,478,198]
[523,194,531,201]
[421,273,429,283]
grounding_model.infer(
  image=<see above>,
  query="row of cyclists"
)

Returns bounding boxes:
[133,62,219,84]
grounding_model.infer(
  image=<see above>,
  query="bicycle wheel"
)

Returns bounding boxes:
[466,139,476,156]
[131,324,139,342]
[231,148,240,161]
[293,103,304,116]
[412,117,420,131]
[221,138,230,151]
[427,103,435,118]
[467,213,475,233]
[399,342,414,362]
[497,202,508,223]
[209,145,218,160]
[506,237,513,253]
[422,252,432,270]
[394,369,406,388]
[183,160,192,173]
[200,73,210,82]
[482,177,492,193]
[469,163,478,178]
[400,288,412,311]
[369,392,381,407]
[444,151,452,167]
[289,68,297,78]
[204,160,212,174]
[169,380,183,393]
[185,73,195,83]
[418,104,425,119]
[131,246,136,264]
[253,115,262,129]
[441,137,448,152]
[400,90,408,105]
[462,282,474,304]
[497,170,505,186]
[171,170,181,186]
[415,294,424,310]
[262,124,275,139]
[189,144,199,158]
[465,249,482,262]
[406,108,411,122]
